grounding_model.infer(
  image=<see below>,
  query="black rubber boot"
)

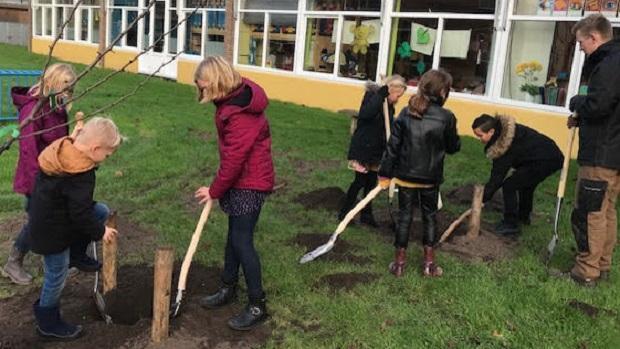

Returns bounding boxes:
[199,284,237,309]
[33,300,83,341]
[228,297,268,331]
[494,221,520,235]
[68,254,102,272]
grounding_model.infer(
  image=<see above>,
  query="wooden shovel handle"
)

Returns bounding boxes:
[335,185,384,236]
[383,100,391,141]
[177,200,212,292]
[557,127,577,199]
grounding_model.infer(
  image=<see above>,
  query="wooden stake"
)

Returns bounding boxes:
[152,247,174,343]
[102,211,118,294]
[466,185,484,240]
[439,208,471,244]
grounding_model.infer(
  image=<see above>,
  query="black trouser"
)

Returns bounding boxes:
[395,187,439,248]
[222,209,264,301]
[501,160,561,225]
[341,170,378,217]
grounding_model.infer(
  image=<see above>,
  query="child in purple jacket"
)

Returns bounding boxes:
[2,63,106,285]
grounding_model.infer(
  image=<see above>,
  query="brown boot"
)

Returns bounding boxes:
[2,246,33,285]
[422,246,443,277]
[388,248,406,277]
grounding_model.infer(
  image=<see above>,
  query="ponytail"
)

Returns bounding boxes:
[406,69,452,119]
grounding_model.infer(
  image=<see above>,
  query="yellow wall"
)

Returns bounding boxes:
[31,38,138,73]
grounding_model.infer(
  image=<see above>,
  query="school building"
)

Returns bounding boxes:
[28,0,620,151]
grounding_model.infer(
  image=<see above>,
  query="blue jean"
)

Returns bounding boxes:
[14,201,109,256]
[39,202,109,307]
[222,209,264,301]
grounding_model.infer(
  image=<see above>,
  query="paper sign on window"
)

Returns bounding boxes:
[410,23,436,56]
[440,30,471,59]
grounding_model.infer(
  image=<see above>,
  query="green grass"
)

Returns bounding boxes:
[1,43,619,348]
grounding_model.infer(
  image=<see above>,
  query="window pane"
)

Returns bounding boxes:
[206,10,225,56]
[439,20,494,95]
[92,9,100,43]
[56,0,72,4]
[65,8,75,40]
[185,12,203,55]
[44,7,52,36]
[388,18,437,86]
[514,0,580,16]
[142,12,150,49]
[153,0,165,52]
[237,12,264,66]
[80,9,88,40]
[55,7,64,37]
[337,17,379,80]
[307,0,380,11]
[38,0,52,4]
[303,17,339,74]
[502,21,576,106]
[185,0,226,8]
[83,0,98,5]
[127,10,138,47]
[110,9,122,46]
[113,0,139,6]
[396,0,495,14]
[169,10,178,54]
[34,7,42,36]
[266,14,296,70]
[241,0,298,10]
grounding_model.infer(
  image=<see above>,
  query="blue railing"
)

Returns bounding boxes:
[0,70,42,121]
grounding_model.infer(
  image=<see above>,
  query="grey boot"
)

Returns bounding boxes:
[1,246,33,285]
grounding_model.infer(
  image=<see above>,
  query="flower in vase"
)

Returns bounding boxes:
[516,61,543,96]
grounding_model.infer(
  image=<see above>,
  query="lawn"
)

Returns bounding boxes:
[0,43,619,348]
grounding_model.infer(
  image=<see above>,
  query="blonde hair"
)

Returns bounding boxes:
[193,56,242,103]
[30,63,76,98]
[75,117,123,148]
[383,74,407,93]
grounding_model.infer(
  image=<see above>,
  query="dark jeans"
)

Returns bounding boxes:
[39,202,109,307]
[341,170,378,217]
[221,209,264,301]
[13,195,31,253]
[395,187,439,248]
[502,161,561,225]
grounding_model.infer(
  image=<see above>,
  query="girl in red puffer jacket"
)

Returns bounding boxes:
[193,56,274,331]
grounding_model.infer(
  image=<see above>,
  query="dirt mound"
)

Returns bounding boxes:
[0,263,270,349]
[294,187,345,212]
[446,184,503,211]
[568,299,616,319]
[290,233,371,265]
[316,272,379,292]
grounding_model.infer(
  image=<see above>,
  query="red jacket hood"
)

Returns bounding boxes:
[11,86,37,110]
[215,78,269,118]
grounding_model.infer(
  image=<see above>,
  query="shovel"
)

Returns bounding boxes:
[545,125,577,265]
[170,199,212,318]
[300,184,384,263]
[92,241,112,324]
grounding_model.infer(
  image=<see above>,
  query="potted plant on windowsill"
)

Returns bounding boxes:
[516,60,543,103]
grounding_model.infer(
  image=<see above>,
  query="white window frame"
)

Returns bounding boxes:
[108,0,141,49]
[179,1,227,59]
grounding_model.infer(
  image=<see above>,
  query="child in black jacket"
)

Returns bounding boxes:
[472,114,563,235]
[379,69,460,278]
[30,117,121,341]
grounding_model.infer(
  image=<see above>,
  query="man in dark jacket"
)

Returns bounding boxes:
[30,117,120,341]
[339,76,406,226]
[472,114,563,235]
[567,14,620,285]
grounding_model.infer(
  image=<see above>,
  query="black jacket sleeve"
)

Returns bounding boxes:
[379,111,404,178]
[63,174,105,242]
[444,112,461,155]
[569,61,620,121]
[358,86,388,121]
[483,154,513,203]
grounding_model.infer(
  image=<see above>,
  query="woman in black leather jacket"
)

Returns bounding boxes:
[379,69,461,277]
[339,75,407,226]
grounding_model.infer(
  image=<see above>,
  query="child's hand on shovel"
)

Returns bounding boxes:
[103,226,118,243]
[195,186,212,204]
[378,176,391,189]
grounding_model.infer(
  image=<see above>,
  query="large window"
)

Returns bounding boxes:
[182,0,226,57]
[32,0,100,43]
[237,0,298,70]
[387,4,496,95]
[109,0,140,48]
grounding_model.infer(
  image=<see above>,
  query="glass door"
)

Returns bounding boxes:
[138,0,178,79]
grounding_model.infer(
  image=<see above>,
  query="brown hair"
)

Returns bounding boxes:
[572,14,613,40]
[194,56,242,103]
[408,69,452,118]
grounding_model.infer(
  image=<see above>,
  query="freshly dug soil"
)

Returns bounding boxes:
[294,187,345,212]
[290,233,372,265]
[445,184,503,212]
[0,254,270,349]
[315,272,379,293]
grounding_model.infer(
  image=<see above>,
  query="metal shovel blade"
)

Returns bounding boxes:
[94,289,112,324]
[545,197,563,265]
[169,289,184,318]
[299,241,335,264]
